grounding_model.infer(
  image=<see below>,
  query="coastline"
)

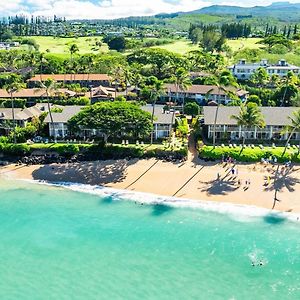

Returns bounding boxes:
[1,158,300,214]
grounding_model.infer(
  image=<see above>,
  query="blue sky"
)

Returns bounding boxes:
[1,0,299,19]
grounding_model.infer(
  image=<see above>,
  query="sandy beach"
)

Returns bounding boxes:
[1,155,300,213]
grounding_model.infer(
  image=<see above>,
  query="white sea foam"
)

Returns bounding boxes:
[17,179,300,223]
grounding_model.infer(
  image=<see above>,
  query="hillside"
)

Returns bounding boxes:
[189,2,300,22]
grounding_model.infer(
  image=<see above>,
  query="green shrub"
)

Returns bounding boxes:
[51,144,80,156]
[0,143,30,156]
[199,146,298,163]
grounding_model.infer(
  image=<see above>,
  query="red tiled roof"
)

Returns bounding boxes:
[0,88,76,98]
[28,74,110,82]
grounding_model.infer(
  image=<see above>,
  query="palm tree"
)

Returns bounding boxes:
[231,103,265,149]
[149,79,165,144]
[123,68,132,100]
[69,44,79,81]
[273,109,300,207]
[37,79,59,137]
[172,67,191,109]
[111,65,124,99]
[212,71,239,148]
[3,74,25,144]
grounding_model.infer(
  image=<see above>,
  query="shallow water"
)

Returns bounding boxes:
[0,180,300,300]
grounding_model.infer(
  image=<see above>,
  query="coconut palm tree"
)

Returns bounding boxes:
[37,79,59,137]
[149,79,165,144]
[123,68,132,100]
[69,43,79,81]
[172,67,191,108]
[212,71,239,148]
[111,65,124,99]
[3,74,25,144]
[273,109,300,207]
[231,103,265,149]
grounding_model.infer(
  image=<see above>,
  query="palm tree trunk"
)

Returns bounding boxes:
[150,100,156,144]
[11,93,16,144]
[212,105,219,148]
[47,92,54,138]
[272,128,295,208]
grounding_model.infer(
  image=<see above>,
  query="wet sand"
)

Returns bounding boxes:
[1,158,300,213]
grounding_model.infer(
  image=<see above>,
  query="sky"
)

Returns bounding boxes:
[0,0,299,20]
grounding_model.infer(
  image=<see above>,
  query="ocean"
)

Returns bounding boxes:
[0,179,299,300]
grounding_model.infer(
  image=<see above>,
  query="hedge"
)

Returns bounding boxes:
[0,143,187,160]
[199,146,300,163]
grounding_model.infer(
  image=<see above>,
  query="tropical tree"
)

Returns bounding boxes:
[212,70,238,147]
[250,67,269,88]
[37,78,59,133]
[68,102,152,143]
[171,67,191,107]
[273,109,300,206]
[69,43,79,81]
[231,103,265,149]
[184,102,200,116]
[3,74,25,144]
[148,77,165,144]
[111,65,124,99]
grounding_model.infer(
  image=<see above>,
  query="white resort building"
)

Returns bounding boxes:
[228,59,300,80]
[203,106,300,141]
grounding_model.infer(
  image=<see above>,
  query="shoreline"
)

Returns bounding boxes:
[1,158,300,213]
[22,179,300,222]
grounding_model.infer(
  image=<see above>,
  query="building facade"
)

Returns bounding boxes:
[164,84,248,105]
[228,59,300,80]
[203,106,300,141]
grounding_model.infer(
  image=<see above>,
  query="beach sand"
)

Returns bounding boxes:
[1,157,300,213]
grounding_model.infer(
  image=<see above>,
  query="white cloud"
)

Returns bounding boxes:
[0,0,299,19]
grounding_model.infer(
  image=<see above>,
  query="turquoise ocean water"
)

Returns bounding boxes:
[0,179,299,300]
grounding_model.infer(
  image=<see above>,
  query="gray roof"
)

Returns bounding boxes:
[44,104,174,125]
[141,105,175,125]
[44,106,84,123]
[0,106,42,121]
[203,106,299,126]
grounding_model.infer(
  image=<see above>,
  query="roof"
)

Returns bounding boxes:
[141,105,175,125]
[0,106,43,121]
[28,74,110,82]
[0,88,76,98]
[203,106,299,126]
[45,104,174,125]
[165,84,248,97]
[44,106,84,123]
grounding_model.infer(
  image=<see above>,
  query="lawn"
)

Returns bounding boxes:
[22,36,109,55]
[152,39,200,54]
[226,38,263,52]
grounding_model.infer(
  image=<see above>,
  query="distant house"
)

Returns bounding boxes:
[0,88,77,105]
[27,74,111,88]
[228,59,300,80]
[0,106,43,133]
[203,106,300,141]
[164,84,248,105]
[87,86,115,103]
[44,104,175,140]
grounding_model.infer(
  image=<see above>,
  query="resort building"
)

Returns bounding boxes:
[203,106,300,141]
[164,84,248,105]
[45,104,174,140]
[27,74,111,88]
[228,59,300,80]
[0,88,77,105]
[0,106,43,133]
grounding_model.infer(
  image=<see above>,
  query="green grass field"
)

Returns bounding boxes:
[226,38,263,52]
[151,40,200,54]
[22,36,109,55]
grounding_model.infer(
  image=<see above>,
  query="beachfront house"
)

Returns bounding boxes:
[0,88,77,106]
[27,74,111,88]
[45,104,175,140]
[228,59,300,80]
[164,84,248,105]
[203,106,300,141]
[0,106,43,134]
